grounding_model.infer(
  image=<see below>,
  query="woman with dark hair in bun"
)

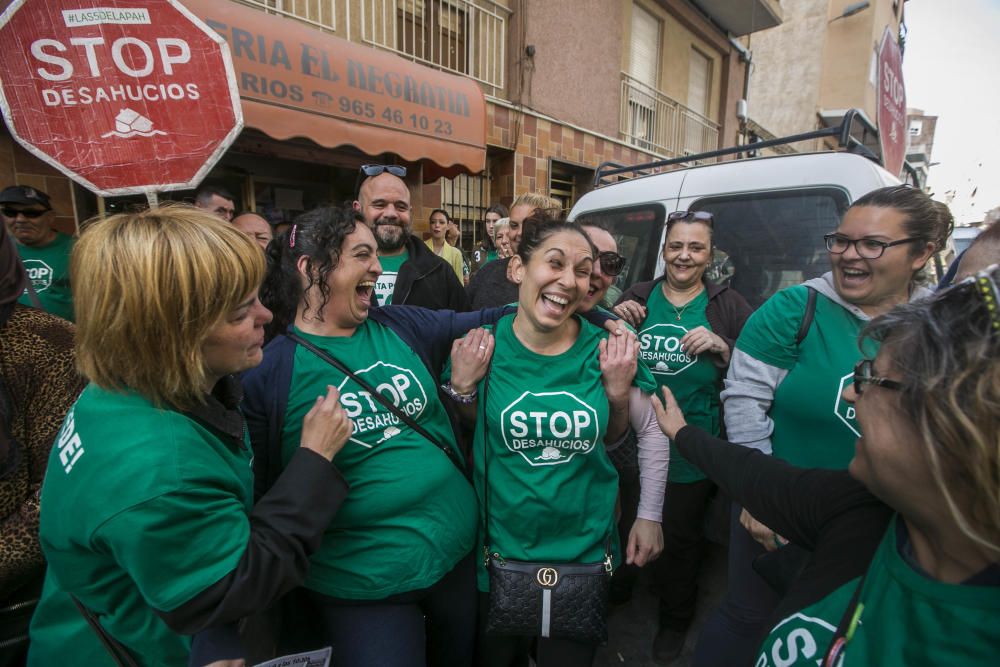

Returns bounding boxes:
[446,214,655,666]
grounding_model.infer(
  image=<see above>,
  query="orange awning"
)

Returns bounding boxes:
[185,0,486,175]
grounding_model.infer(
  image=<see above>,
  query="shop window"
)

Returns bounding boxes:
[441,172,488,249]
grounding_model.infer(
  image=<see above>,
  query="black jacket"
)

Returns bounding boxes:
[392,234,470,311]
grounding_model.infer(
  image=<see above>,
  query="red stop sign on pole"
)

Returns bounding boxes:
[877,26,906,179]
[0,0,241,196]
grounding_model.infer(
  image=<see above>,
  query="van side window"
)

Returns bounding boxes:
[690,189,850,308]
[575,205,666,296]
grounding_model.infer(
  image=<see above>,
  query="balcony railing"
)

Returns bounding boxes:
[360,0,509,91]
[620,72,720,159]
[237,0,338,33]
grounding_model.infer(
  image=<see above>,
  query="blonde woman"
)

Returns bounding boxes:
[28,206,352,667]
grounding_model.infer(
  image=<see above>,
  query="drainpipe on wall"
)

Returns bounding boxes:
[729,34,753,153]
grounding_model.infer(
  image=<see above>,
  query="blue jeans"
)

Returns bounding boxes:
[310,553,477,667]
[693,505,780,667]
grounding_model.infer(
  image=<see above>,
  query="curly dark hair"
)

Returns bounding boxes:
[261,206,361,339]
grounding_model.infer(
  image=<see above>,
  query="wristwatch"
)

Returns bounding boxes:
[440,381,478,404]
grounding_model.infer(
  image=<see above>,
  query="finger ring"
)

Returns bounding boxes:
[478,345,486,350]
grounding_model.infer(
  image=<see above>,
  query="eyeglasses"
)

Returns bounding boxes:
[852,359,903,395]
[667,210,714,226]
[597,251,626,276]
[1,207,46,219]
[824,234,924,259]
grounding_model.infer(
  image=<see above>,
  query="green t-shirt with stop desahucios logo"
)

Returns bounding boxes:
[282,321,477,599]
[734,283,877,470]
[453,314,655,591]
[756,516,1000,667]
[29,385,254,667]
[639,286,720,483]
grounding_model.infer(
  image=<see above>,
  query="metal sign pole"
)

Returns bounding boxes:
[146,191,159,209]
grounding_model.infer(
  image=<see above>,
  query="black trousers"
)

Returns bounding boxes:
[651,479,717,631]
[475,594,597,667]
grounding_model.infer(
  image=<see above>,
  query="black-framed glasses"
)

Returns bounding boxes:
[597,251,626,276]
[853,359,903,395]
[667,210,714,226]
[1,207,46,219]
[824,234,923,259]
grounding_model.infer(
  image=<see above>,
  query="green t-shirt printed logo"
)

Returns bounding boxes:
[756,612,838,667]
[336,361,427,448]
[54,406,84,473]
[499,391,600,466]
[639,323,697,376]
[22,258,54,292]
[834,372,861,437]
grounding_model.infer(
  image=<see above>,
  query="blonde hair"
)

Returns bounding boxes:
[864,266,1000,555]
[511,192,562,217]
[73,205,265,409]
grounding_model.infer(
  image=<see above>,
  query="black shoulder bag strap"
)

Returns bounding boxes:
[820,571,867,666]
[286,332,466,475]
[795,286,818,346]
[71,596,139,667]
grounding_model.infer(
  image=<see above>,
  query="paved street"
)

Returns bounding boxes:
[596,543,729,667]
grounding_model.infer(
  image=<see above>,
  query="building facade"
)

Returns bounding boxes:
[0,0,781,244]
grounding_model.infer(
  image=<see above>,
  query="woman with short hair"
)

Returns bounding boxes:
[28,206,352,667]
[652,264,1000,666]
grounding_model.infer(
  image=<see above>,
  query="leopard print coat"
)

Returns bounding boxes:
[0,305,84,598]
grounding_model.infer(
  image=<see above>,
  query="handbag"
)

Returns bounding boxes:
[480,366,612,645]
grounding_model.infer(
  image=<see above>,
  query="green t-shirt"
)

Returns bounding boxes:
[17,232,75,321]
[639,287,720,483]
[735,286,876,469]
[29,385,253,667]
[461,315,655,590]
[282,322,477,599]
[756,516,1000,666]
[375,250,408,305]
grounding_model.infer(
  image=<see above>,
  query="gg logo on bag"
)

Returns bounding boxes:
[536,567,559,588]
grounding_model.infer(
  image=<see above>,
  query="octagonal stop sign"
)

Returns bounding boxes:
[0,0,241,196]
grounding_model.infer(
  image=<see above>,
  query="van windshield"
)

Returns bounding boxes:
[575,205,665,305]
[692,189,850,308]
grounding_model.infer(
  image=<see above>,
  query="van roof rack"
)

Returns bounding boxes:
[594,108,882,187]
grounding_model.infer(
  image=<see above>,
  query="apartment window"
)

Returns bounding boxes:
[684,48,712,153]
[909,120,923,136]
[398,0,467,75]
[627,4,661,148]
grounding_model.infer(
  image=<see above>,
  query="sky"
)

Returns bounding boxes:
[903,0,1000,225]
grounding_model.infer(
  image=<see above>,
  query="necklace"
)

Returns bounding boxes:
[663,283,703,321]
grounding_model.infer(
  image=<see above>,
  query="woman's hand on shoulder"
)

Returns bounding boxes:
[612,299,647,329]
[650,386,687,440]
[300,385,353,462]
[679,326,730,364]
[599,330,637,405]
[450,328,494,394]
[740,509,788,552]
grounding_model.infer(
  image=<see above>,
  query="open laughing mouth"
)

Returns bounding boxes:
[540,292,571,315]
[840,266,871,286]
[357,280,375,305]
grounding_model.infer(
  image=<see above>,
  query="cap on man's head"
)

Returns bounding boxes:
[0,185,52,210]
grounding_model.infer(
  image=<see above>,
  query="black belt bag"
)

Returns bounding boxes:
[485,549,612,644]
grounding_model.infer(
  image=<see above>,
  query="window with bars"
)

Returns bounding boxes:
[440,172,489,250]
[397,0,468,75]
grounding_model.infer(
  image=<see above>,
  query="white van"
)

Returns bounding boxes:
[569,124,904,308]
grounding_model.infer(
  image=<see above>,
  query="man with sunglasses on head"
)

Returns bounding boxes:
[353,164,468,311]
[1,185,74,321]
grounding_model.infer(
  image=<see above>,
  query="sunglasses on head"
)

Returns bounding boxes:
[355,164,407,199]
[667,210,714,226]
[2,207,46,219]
[597,251,626,277]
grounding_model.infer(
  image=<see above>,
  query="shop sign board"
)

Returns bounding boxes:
[0,0,242,196]
[877,26,906,178]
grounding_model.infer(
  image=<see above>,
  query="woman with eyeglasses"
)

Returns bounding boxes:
[651,264,1000,666]
[612,210,752,662]
[690,185,953,666]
